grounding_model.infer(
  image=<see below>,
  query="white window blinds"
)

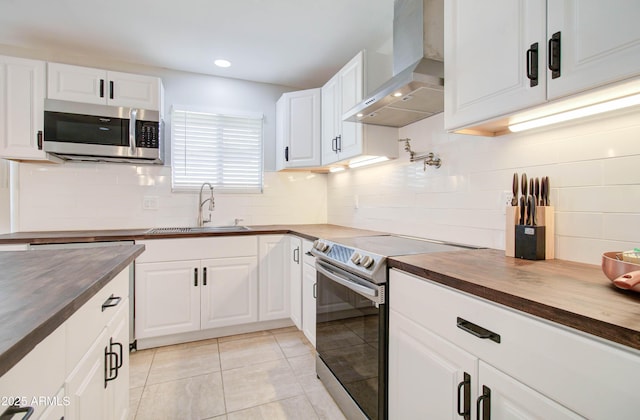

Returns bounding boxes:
[171,108,263,193]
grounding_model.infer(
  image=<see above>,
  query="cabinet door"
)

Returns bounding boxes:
[289,236,302,329]
[0,55,47,160]
[135,260,200,338]
[444,0,547,130]
[47,63,106,105]
[301,261,316,347]
[107,70,160,110]
[337,51,364,160]
[258,235,290,321]
[65,329,110,420]
[321,73,340,165]
[477,361,582,419]
[106,300,130,420]
[38,387,66,420]
[389,309,477,419]
[200,257,258,329]
[547,0,640,100]
[281,89,321,168]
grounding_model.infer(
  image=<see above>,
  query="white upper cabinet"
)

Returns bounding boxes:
[546,0,640,100]
[321,51,364,165]
[445,0,547,130]
[47,63,162,110]
[0,55,50,161]
[445,0,640,132]
[276,88,321,170]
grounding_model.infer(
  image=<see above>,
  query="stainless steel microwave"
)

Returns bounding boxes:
[43,99,163,164]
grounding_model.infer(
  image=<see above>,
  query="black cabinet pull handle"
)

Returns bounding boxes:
[526,42,538,87]
[313,282,317,299]
[0,403,34,420]
[112,340,123,369]
[104,341,120,388]
[109,81,114,99]
[285,146,289,162]
[336,134,342,152]
[456,317,501,343]
[194,268,198,286]
[305,251,313,256]
[548,31,561,79]
[293,246,300,264]
[99,79,105,98]
[331,137,337,152]
[37,130,43,150]
[101,294,121,312]
[476,385,491,420]
[203,267,207,286]
[457,372,471,419]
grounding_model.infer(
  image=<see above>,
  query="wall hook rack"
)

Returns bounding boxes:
[398,138,442,170]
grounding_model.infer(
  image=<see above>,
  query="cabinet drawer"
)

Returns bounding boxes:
[65,268,129,372]
[390,269,640,419]
[136,236,258,263]
[0,325,65,418]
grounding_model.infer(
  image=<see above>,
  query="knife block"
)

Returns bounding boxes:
[505,206,555,259]
[515,225,546,260]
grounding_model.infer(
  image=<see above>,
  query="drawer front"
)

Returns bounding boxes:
[302,239,315,266]
[390,269,640,420]
[136,236,258,263]
[65,267,129,372]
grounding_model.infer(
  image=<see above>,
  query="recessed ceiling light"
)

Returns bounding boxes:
[393,92,403,97]
[214,59,231,68]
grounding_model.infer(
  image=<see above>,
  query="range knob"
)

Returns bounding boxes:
[350,252,362,265]
[314,240,329,252]
[361,255,374,269]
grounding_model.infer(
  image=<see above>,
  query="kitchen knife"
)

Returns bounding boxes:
[521,173,528,199]
[529,178,534,204]
[545,176,551,206]
[527,195,536,225]
[534,178,540,206]
[540,177,546,206]
[512,173,519,206]
[519,196,526,225]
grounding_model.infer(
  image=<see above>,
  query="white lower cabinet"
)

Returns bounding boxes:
[389,309,477,419]
[289,236,303,329]
[258,235,291,321]
[135,237,258,339]
[0,265,130,420]
[301,239,316,347]
[390,269,640,419]
[200,257,258,329]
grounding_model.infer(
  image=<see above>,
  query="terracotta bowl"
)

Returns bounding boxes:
[602,252,640,292]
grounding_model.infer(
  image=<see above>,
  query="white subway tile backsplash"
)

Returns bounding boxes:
[327,110,640,264]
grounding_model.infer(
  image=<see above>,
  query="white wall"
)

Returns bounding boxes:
[327,109,640,265]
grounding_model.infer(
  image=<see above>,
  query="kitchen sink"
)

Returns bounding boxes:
[146,226,251,234]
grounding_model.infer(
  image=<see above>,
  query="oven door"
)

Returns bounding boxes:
[315,260,387,420]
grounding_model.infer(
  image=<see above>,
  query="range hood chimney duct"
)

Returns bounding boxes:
[344,0,444,128]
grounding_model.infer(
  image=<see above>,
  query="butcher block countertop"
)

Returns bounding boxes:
[0,224,384,244]
[389,249,640,351]
[0,244,145,377]
[1,224,638,352]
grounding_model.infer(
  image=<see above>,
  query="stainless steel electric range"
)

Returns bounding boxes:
[310,235,478,420]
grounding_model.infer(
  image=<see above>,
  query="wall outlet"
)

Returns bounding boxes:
[143,196,159,210]
[501,191,514,215]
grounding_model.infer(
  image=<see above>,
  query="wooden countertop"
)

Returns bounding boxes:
[0,244,145,377]
[0,224,384,244]
[389,249,640,351]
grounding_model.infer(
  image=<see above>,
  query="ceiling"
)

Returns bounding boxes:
[0,0,394,89]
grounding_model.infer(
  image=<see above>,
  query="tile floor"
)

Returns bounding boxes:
[129,327,347,420]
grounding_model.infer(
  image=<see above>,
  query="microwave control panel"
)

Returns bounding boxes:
[137,121,160,148]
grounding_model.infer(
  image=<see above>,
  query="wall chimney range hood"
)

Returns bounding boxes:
[344,0,444,128]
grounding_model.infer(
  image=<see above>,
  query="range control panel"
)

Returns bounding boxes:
[311,239,385,280]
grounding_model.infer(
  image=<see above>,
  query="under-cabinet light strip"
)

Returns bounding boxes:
[508,93,640,133]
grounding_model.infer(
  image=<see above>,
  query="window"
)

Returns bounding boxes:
[171,107,263,193]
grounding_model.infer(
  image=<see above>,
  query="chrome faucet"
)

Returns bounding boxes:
[197,182,215,227]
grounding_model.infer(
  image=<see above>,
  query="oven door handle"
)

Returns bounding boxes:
[316,260,385,304]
